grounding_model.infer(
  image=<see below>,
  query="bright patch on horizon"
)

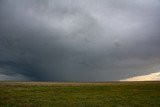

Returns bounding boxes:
[120,72,160,81]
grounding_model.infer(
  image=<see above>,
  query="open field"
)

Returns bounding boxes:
[0,82,160,107]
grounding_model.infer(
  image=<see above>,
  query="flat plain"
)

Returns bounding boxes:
[0,81,160,107]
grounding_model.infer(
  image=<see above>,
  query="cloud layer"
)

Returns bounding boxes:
[0,0,160,81]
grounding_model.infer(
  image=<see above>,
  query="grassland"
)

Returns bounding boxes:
[0,82,160,107]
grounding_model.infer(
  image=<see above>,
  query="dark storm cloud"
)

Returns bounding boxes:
[0,0,160,81]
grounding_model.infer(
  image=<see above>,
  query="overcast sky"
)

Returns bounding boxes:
[0,0,160,81]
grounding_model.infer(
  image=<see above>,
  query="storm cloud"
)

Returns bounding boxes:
[0,0,160,81]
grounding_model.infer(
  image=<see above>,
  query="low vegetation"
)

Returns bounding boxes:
[0,82,160,107]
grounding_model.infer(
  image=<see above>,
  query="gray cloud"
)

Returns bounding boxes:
[0,0,160,81]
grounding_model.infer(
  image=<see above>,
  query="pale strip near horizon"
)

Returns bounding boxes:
[120,72,160,81]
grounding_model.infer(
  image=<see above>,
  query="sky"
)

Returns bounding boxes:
[120,72,160,81]
[0,0,160,81]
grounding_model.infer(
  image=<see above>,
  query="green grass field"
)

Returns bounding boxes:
[0,82,160,107]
